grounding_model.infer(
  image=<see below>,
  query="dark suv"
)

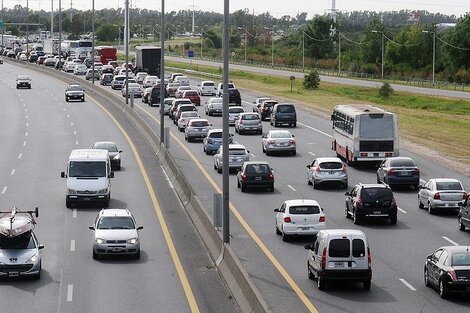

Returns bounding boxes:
[345,183,397,225]
[149,85,168,107]
[270,103,297,127]
[458,195,470,231]
[228,88,242,106]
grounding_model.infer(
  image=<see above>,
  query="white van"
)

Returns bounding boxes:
[173,75,190,86]
[305,229,371,290]
[61,149,114,208]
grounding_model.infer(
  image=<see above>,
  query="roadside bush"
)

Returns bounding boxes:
[455,67,470,84]
[303,70,321,90]
[379,82,394,98]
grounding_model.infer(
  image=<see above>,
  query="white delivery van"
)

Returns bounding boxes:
[61,149,113,208]
[305,229,371,291]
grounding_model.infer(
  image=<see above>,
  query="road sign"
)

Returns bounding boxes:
[188,50,194,58]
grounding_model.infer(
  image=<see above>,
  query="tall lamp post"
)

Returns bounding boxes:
[338,31,341,75]
[302,31,305,72]
[422,30,436,86]
[222,0,230,245]
[91,0,95,86]
[372,30,384,80]
[160,0,165,144]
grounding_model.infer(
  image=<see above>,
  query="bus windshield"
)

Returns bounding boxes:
[359,114,394,139]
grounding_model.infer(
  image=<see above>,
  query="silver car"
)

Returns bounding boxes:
[205,97,223,116]
[234,112,262,135]
[229,106,245,125]
[418,178,467,214]
[185,118,212,142]
[89,208,143,259]
[261,130,296,156]
[306,157,348,189]
[163,98,176,115]
[213,144,250,173]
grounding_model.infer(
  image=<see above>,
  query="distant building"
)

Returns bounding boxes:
[436,23,456,29]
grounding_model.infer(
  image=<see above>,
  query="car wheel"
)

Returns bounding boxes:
[266,149,271,156]
[313,180,318,189]
[307,177,312,185]
[342,182,348,189]
[307,262,314,280]
[237,180,241,188]
[241,183,246,192]
[262,145,266,153]
[353,209,361,224]
[82,97,85,102]
[276,224,281,235]
[217,165,222,174]
[363,280,371,291]
[269,184,274,192]
[317,276,326,290]
[93,250,100,260]
[439,279,448,299]
[459,216,466,231]
[345,206,350,219]
[281,230,289,242]
[428,202,435,215]
[390,214,397,225]
[66,200,72,208]
[65,97,69,102]
[418,198,424,209]
[135,250,141,259]
[376,175,381,184]
[291,150,296,156]
[424,267,431,287]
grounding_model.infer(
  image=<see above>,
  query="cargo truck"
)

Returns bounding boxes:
[134,46,161,77]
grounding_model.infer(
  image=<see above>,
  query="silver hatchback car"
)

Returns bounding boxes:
[185,118,212,142]
[213,144,250,173]
[89,209,143,259]
[306,157,348,189]
[235,112,262,135]
[261,130,296,156]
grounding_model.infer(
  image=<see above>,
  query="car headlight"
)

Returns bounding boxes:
[98,188,108,194]
[67,188,77,195]
[27,253,39,264]
[113,154,121,160]
[95,238,106,244]
[127,238,139,244]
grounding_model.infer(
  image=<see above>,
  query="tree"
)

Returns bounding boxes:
[303,70,321,89]
[96,23,119,42]
[442,13,470,71]
[360,19,386,64]
[303,16,335,59]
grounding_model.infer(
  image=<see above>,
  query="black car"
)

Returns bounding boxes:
[424,246,470,298]
[270,103,297,127]
[345,183,397,224]
[458,195,470,231]
[65,84,85,102]
[376,157,420,189]
[237,161,274,192]
[228,88,242,106]
[149,85,168,107]
[100,74,114,86]
[92,141,122,170]
[28,54,38,63]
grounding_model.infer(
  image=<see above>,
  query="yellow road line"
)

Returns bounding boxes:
[89,97,201,313]
[137,105,319,313]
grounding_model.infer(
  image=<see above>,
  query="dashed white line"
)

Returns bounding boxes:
[442,236,459,246]
[72,209,77,218]
[25,132,29,137]
[23,141,27,146]
[25,123,29,127]
[10,169,16,176]
[75,140,79,145]
[70,240,76,252]
[397,207,407,214]
[18,153,22,159]
[63,108,67,111]
[66,114,70,118]
[70,122,74,126]
[287,185,297,192]
[399,278,416,291]
[298,122,333,138]
[25,115,28,119]
[24,108,28,112]
[1,186,7,194]
[250,153,256,158]
[308,152,316,157]
[73,131,77,135]
[66,285,73,302]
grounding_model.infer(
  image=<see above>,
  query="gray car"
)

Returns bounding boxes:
[228,107,245,125]
[418,178,466,214]
[89,209,143,259]
[234,112,262,135]
[213,144,250,173]
[185,118,212,142]
[92,141,122,170]
[261,130,296,156]
[307,157,348,189]
[203,129,233,155]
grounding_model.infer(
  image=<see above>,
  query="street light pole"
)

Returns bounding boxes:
[302,31,305,72]
[372,30,384,80]
[59,0,62,66]
[271,33,274,67]
[338,31,341,75]
[26,0,29,54]
[160,0,165,144]
[222,0,230,244]
[125,0,129,104]
[422,30,436,86]
[91,0,95,86]
[51,0,53,38]
[244,29,247,63]
[200,28,203,59]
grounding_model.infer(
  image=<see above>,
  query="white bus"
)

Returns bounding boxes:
[68,40,93,60]
[331,104,399,164]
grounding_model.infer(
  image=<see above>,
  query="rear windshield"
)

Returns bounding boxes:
[245,164,270,174]
[98,217,135,230]
[229,148,247,155]
[389,159,415,167]
[361,187,393,201]
[185,91,198,96]
[329,239,350,258]
[242,114,259,120]
[319,162,343,170]
[436,181,463,191]
[115,77,126,81]
[94,143,118,152]
[229,108,244,113]
[289,206,320,214]
[209,132,223,138]
[352,239,366,257]
[182,112,199,117]
[180,106,196,111]
[452,253,470,266]
[270,131,292,139]
[190,121,209,127]
[69,161,107,177]
[203,82,215,86]
[277,105,295,113]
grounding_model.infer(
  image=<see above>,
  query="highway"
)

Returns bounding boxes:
[3,59,470,313]
[0,61,239,313]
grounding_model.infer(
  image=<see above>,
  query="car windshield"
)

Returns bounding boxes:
[242,114,259,120]
[17,75,29,80]
[185,91,198,96]
[229,148,247,155]
[289,206,320,214]
[245,164,270,174]
[270,131,292,139]
[94,143,118,152]
[436,181,463,191]
[182,112,198,117]
[229,108,244,113]
[390,159,415,167]
[452,253,470,266]
[190,121,209,127]
[209,132,223,139]
[97,216,135,230]
[68,85,83,91]
[319,162,343,170]
[361,188,393,201]
[69,161,107,177]
[277,105,295,113]
[0,232,35,249]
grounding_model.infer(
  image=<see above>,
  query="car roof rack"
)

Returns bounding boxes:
[0,207,38,238]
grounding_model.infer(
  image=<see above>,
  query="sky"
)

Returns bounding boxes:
[3,0,470,18]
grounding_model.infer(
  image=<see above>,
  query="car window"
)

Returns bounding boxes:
[203,82,215,86]
[242,114,259,120]
[0,233,36,249]
[329,239,350,258]
[352,239,365,257]
[319,162,343,170]
[209,132,223,138]
[361,188,393,201]
[94,143,118,152]
[270,131,292,139]
[389,159,415,167]
[98,216,135,229]
[289,205,320,214]
[313,239,319,254]
[436,181,463,191]
[276,105,295,113]
[438,250,448,265]
[190,120,209,127]
[432,249,443,262]
[229,108,244,113]
[280,203,286,213]
[452,253,470,266]
[69,161,106,177]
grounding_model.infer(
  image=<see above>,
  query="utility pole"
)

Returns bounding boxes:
[302,31,305,72]
[222,0,230,245]
[51,0,53,37]
[191,0,195,34]
[2,0,4,49]
[125,0,129,104]
[91,0,95,86]
[59,0,62,66]
[160,0,165,144]
[26,0,29,54]
[338,31,341,75]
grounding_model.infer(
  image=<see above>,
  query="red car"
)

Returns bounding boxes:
[182,90,201,106]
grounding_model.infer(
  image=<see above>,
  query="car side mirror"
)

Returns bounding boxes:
[109,172,114,178]
[89,226,95,230]
[306,165,311,169]
[247,150,250,154]
[119,150,123,153]
[418,185,423,190]
[427,254,432,261]
[292,134,295,137]
[137,226,144,230]
[38,244,45,250]
[304,244,313,250]
[273,208,280,212]
[61,171,66,178]
[344,191,350,196]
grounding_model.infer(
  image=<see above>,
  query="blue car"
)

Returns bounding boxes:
[203,129,233,155]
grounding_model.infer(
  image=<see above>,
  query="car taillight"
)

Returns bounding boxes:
[268,173,274,181]
[319,216,326,222]
[241,174,248,181]
[267,139,275,144]
[433,192,441,200]
[367,248,371,268]
[414,168,420,175]
[321,247,327,270]
[356,197,363,208]
[463,192,468,200]
[387,169,395,176]
[315,166,321,173]
[289,139,296,144]
[447,269,458,281]
[284,217,291,223]
[342,165,347,172]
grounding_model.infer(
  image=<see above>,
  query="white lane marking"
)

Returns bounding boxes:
[75,140,79,145]
[73,131,77,135]
[298,122,332,138]
[66,114,70,118]
[72,209,77,218]
[18,153,22,159]
[70,240,76,252]
[23,141,27,146]
[1,186,7,194]
[26,123,29,127]
[399,278,416,291]
[287,185,296,192]
[59,103,63,106]
[442,236,459,246]
[397,207,407,214]
[25,132,29,137]
[66,285,73,302]
[70,122,74,126]
[10,169,16,176]
[63,108,66,111]
[25,115,28,119]
[161,166,175,189]
[420,179,426,184]
[308,152,316,157]
[250,153,256,158]
[24,108,28,112]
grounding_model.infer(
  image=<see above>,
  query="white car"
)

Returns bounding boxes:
[205,97,223,116]
[418,178,467,214]
[274,199,326,241]
[213,144,249,173]
[135,72,148,84]
[122,83,143,98]
[261,130,296,156]
[198,80,217,96]
[228,106,245,125]
[143,75,158,88]
[177,111,200,131]
[64,59,82,72]
[306,157,348,189]
[118,68,135,78]
[74,64,88,75]
[93,62,104,72]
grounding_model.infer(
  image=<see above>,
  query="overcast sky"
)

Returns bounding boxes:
[4,0,470,18]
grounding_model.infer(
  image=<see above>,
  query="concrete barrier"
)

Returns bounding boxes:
[7,58,271,313]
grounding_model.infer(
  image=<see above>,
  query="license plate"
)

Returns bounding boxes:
[255,177,262,180]
[334,262,345,268]
[300,227,310,230]
[8,271,19,277]
[112,248,122,252]
[446,203,456,207]
[399,172,411,176]
[373,211,382,215]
